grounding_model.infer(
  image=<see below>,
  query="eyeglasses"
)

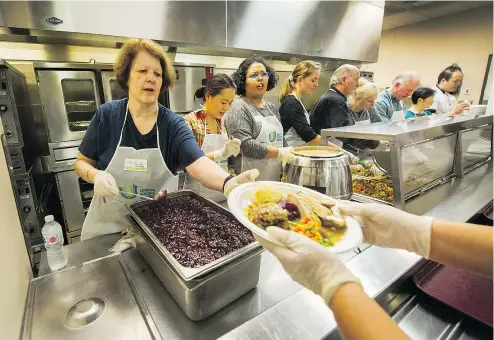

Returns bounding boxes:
[247,72,269,80]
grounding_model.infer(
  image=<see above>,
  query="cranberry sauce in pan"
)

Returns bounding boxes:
[133,196,254,268]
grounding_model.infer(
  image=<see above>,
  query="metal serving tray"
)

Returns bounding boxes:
[126,190,261,281]
[134,226,263,321]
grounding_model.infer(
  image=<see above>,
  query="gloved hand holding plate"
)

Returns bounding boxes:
[228,181,363,253]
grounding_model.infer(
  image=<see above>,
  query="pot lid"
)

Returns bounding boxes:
[291,146,343,158]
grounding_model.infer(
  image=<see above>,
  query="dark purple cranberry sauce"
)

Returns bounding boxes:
[133,196,254,268]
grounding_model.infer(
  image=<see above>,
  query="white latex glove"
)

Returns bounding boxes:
[223,169,259,197]
[109,227,137,254]
[277,147,293,162]
[213,138,241,161]
[452,102,470,115]
[255,227,361,305]
[337,201,433,258]
[94,171,119,197]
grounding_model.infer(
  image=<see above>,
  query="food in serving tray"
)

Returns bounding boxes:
[352,178,394,202]
[351,163,394,202]
[351,164,391,180]
[133,196,255,268]
[245,186,347,247]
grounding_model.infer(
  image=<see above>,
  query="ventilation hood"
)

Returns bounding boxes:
[0,1,384,63]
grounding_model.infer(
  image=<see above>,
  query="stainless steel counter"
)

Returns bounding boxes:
[37,162,493,340]
[23,255,161,340]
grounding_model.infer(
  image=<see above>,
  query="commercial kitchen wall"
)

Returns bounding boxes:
[0,133,33,338]
[362,5,493,104]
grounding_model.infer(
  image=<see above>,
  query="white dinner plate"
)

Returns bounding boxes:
[227,181,363,253]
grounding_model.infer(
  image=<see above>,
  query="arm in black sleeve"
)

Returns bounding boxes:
[330,100,380,151]
[281,98,318,142]
[329,99,352,128]
[310,97,331,135]
[328,99,364,149]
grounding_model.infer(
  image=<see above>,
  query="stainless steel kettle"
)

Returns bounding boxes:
[282,146,352,199]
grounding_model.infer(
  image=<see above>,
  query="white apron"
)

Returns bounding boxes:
[285,95,310,147]
[391,110,406,121]
[241,100,284,181]
[183,113,228,202]
[81,103,178,241]
[348,103,371,126]
[355,113,371,125]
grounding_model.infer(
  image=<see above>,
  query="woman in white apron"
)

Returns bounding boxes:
[348,78,378,125]
[224,58,291,182]
[241,104,285,181]
[75,39,258,241]
[183,74,241,202]
[81,102,179,240]
[278,61,322,147]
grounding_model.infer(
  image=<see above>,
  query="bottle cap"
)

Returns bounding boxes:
[44,215,54,223]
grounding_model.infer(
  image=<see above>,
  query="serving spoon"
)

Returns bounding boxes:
[117,189,168,201]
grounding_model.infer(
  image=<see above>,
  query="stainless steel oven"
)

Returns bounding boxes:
[34,63,115,173]
[36,69,101,142]
[101,70,127,102]
[34,63,112,242]
[54,169,94,243]
[169,63,214,114]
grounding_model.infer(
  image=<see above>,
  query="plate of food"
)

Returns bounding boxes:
[227,181,363,253]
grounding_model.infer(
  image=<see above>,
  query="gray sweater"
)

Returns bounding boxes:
[223,97,285,159]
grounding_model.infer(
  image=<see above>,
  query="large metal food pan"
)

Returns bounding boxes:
[126,190,260,281]
[135,226,263,321]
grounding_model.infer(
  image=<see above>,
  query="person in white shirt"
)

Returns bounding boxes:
[430,64,469,115]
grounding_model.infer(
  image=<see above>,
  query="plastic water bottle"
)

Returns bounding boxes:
[42,215,68,271]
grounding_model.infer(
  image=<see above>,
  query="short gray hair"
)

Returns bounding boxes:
[330,64,359,87]
[392,71,420,86]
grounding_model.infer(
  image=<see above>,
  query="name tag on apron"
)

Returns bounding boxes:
[124,158,148,172]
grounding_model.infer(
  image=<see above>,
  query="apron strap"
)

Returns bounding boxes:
[202,112,224,136]
[117,101,130,146]
[244,97,276,117]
